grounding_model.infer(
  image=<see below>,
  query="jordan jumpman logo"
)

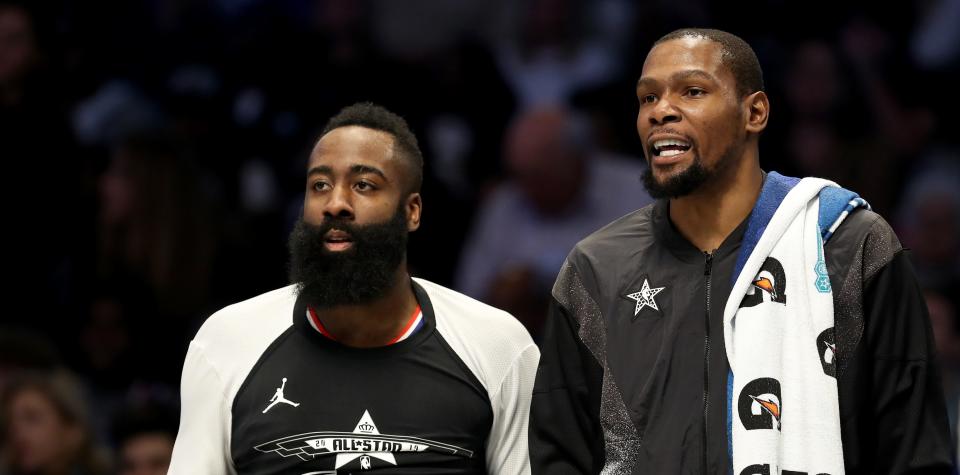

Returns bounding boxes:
[262,377,300,413]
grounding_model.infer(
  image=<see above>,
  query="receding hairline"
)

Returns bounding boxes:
[315,124,396,150]
[310,125,421,192]
[316,102,425,194]
[652,29,735,60]
[645,36,729,74]
[311,126,407,170]
[650,28,765,97]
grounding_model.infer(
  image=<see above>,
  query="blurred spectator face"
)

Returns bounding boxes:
[785,42,840,117]
[913,197,960,265]
[6,387,83,474]
[506,107,583,214]
[81,297,131,372]
[926,291,960,368]
[0,5,36,86]
[525,0,571,44]
[314,0,363,35]
[787,120,838,176]
[117,432,173,475]
[98,149,138,227]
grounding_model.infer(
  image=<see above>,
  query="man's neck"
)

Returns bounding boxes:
[312,266,420,348]
[669,156,763,253]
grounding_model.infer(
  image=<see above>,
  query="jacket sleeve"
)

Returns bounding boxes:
[860,250,953,473]
[529,275,605,474]
[485,343,540,475]
[168,341,234,474]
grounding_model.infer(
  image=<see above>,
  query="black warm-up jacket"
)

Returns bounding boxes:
[530,198,953,474]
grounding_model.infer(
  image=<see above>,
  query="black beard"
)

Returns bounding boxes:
[641,144,741,199]
[287,207,408,309]
[641,156,711,199]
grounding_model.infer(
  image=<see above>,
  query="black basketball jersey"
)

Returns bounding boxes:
[170,278,538,474]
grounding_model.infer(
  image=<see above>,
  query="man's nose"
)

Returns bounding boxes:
[322,185,354,219]
[649,98,680,125]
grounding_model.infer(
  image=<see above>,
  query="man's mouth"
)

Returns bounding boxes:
[323,229,354,251]
[651,138,692,158]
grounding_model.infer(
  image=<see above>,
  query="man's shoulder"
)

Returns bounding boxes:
[193,285,298,346]
[827,208,903,280]
[828,208,902,254]
[569,202,657,264]
[415,277,536,374]
[417,278,532,343]
[183,286,298,399]
[834,207,897,238]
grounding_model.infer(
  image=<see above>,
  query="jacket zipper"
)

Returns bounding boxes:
[702,251,714,475]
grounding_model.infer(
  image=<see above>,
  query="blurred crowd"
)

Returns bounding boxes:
[1,0,958,473]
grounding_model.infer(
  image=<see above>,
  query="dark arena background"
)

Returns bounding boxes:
[1,0,958,472]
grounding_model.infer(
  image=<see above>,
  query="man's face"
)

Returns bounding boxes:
[636,37,747,198]
[0,7,36,85]
[7,389,82,472]
[118,433,174,475]
[290,126,421,308]
[303,125,418,236]
[506,109,582,214]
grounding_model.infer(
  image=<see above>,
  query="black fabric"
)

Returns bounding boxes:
[836,249,953,473]
[530,200,953,474]
[530,299,605,474]
[229,282,492,474]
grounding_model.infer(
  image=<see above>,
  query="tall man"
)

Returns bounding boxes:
[170,103,539,474]
[529,29,953,474]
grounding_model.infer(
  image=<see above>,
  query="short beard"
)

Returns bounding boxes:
[641,144,741,199]
[287,206,408,309]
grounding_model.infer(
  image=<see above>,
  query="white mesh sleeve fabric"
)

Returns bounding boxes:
[415,278,540,475]
[168,285,297,474]
[168,341,235,474]
[485,343,539,475]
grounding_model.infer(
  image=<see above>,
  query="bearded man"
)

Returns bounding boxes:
[529,29,952,474]
[170,103,538,475]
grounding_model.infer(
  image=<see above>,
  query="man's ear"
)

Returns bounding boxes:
[405,193,422,232]
[744,90,770,134]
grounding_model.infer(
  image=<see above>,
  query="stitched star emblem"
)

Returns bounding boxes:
[334,410,397,469]
[626,278,665,316]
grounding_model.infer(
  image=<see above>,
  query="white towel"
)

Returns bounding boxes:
[724,174,867,475]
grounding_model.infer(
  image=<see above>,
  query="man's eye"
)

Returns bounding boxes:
[687,88,706,97]
[640,94,657,104]
[355,181,374,191]
[312,181,329,191]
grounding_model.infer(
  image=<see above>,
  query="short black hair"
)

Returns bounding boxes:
[654,28,764,98]
[320,103,424,194]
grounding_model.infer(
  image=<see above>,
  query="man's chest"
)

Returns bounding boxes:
[229,334,492,474]
[592,250,737,409]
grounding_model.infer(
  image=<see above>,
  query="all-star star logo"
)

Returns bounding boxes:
[334,410,397,469]
[626,278,665,317]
